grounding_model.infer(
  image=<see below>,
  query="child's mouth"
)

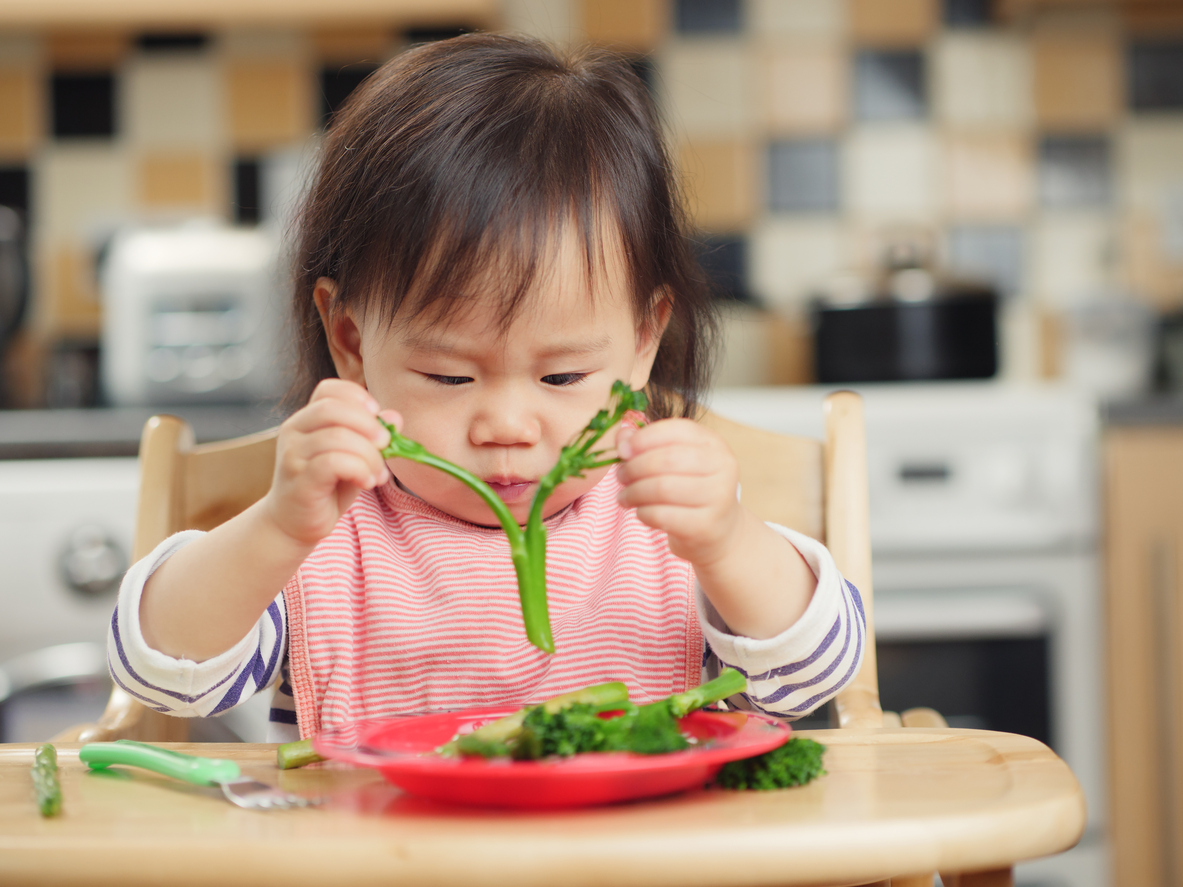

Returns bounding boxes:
[485,479,534,503]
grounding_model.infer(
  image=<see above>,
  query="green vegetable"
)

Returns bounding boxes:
[276,738,325,771]
[459,669,747,760]
[380,380,648,654]
[715,737,827,790]
[446,681,629,757]
[32,743,61,817]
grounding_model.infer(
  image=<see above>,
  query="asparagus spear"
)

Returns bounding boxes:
[380,380,647,653]
[32,743,61,817]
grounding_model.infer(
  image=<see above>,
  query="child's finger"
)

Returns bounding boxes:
[292,427,390,483]
[305,450,386,492]
[286,397,390,448]
[619,475,709,510]
[616,443,717,484]
[309,377,379,412]
[619,418,712,456]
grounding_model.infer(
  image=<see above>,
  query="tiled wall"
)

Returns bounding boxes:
[2,1,1182,402]
[576,0,1183,384]
[0,22,486,407]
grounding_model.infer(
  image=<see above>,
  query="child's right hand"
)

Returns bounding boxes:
[264,378,397,547]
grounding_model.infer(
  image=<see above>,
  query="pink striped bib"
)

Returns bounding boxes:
[284,468,701,739]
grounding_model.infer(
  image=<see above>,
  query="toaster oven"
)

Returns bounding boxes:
[100,222,287,406]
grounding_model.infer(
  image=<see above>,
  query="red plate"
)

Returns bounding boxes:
[313,707,791,809]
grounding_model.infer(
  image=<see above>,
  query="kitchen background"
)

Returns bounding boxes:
[1,1,1182,886]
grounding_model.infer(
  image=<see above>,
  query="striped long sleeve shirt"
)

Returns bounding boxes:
[109,469,865,742]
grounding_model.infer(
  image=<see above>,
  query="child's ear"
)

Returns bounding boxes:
[313,278,368,387]
[630,291,673,390]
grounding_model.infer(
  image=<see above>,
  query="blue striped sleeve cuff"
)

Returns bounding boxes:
[695,524,866,719]
[106,530,287,718]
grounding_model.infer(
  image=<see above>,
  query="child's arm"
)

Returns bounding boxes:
[138,379,395,662]
[615,420,817,640]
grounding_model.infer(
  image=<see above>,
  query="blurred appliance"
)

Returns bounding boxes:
[813,246,998,384]
[0,457,271,742]
[0,458,137,740]
[707,383,1105,887]
[100,222,286,406]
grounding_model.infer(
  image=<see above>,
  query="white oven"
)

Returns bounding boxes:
[707,382,1106,887]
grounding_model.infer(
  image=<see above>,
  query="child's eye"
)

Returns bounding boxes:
[541,373,588,387]
[426,374,474,386]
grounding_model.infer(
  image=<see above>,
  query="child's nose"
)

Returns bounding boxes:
[469,407,542,447]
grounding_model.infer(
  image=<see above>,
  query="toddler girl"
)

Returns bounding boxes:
[110,34,865,742]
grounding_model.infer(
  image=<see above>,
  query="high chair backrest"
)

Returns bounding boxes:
[63,392,880,743]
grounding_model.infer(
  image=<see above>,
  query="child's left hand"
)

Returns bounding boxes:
[615,419,742,568]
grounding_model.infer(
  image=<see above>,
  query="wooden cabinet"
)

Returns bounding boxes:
[1105,426,1183,887]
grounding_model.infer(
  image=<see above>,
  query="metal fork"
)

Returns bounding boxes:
[80,740,318,810]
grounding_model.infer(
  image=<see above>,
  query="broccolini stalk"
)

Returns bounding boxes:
[380,380,648,654]
[32,743,61,817]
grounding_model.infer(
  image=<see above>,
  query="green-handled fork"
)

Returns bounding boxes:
[80,740,319,811]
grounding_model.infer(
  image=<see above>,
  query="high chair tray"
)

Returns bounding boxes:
[313,707,790,808]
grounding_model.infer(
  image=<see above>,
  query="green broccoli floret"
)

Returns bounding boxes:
[469,669,747,761]
[715,737,827,790]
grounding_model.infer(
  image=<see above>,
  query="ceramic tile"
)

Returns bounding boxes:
[934,33,1032,127]
[944,132,1033,219]
[675,0,742,34]
[697,234,750,301]
[660,43,755,137]
[678,139,756,231]
[1128,41,1183,111]
[32,244,103,337]
[220,30,307,58]
[749,217,846,309]
[233,158,260,224]
[404,26,480,45]
[136,34,210,53]
[844,125,938,219]
[1031,213,1114,306]
[946,224,1025,298]
[1032,31,1121,131]
[46,31,128,70]
[0,34,42,65]
[0,67,40,157]
[768,139,840,212]
[311,27,394,63]
[749,0,846,37]
[51,73,116,139]
[504,0,579,47]
[135,153,219,210]
[226,60,315,151]
[580,0,667,51]
[943,0,993,27]
[1119,120,1183,213]
[1123,210,1183,308]
[320,64,379,128]
[35,145,132,239]
[850,0,938,46]
[0,166,28,213]
[124,55,222,149]
[854,49,927,122]
[1038,135,1111,209]
[764,43,846,134]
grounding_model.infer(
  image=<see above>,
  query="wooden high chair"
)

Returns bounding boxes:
[61,392,932,742]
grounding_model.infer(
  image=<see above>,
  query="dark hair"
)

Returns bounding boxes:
[290,33,717,420]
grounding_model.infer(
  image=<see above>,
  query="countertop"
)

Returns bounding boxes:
[0,404,284,460]
[1104,395,1183,427]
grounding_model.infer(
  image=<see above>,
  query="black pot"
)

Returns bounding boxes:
[814,289,998,384]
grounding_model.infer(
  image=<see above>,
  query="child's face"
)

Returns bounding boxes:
[319,224,665,526]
